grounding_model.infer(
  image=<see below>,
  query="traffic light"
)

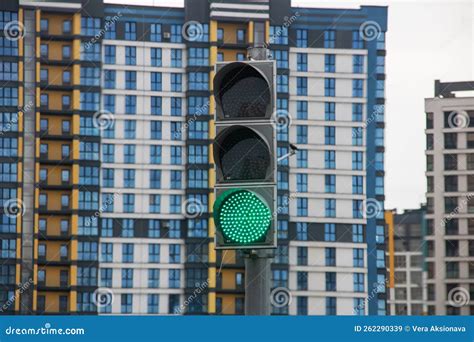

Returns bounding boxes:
[213,60,277,249]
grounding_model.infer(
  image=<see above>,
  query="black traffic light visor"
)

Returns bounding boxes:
[214,125,272,182]
[213,62,272,120]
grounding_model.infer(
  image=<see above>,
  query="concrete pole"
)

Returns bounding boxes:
[244,249,272,315]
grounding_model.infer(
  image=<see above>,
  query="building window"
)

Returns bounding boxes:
[353,79,364,97]
[297,272,308,290]
[297,77,307,96]
[353,248,364,267]
[274,50,289,69]
[296,150,308,169]
[149,244,160,263]
[151,72,162,91]
[376,249,385,267]
[121,294,133,314]
[325,78,335,97]
[325,126,335,145]
[352,152,363,170]
[296,222,308,241]
[148,269,160,288]
[326,272,336,291]
[122,243,134,263]
[104,45,115,64]
[297,100,308,119]
[125,22,136,40]
[324,223,336,241]
[326,297,337,315]
[269,25,288,45]
[353,176,363,194]
[352,30,363,48]
[148,220,160,238]
[296,53,308,71]
[353,55,364,73]
[325,247,336,266]
[325,175,335,193]
[325,150,335,169]
[236,29,246,43]
[354,273,365,292]
[297,247,307,265]
[171,24,182,43]
[324,30,335,48]
[325,54,335,72]
[150,23,162,42]
[171,49,182,67]
[169,244,181,263]
[297,198,308,217]
[125,95,137,114]
[171,97,182,116]
[353,103,363,122]
[188,47,209,66]
[296,29,308,47]
[352,224,364,243]
[296,125,307,144]
[169,269,181,288]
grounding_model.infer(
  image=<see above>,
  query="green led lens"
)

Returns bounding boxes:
[214,189,271,245]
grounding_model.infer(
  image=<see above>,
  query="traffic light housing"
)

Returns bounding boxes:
[213,60,277,249]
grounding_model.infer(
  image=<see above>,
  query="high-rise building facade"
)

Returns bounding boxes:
[0,0,387,315]
[425,80,474,315]
[385,208,427,315]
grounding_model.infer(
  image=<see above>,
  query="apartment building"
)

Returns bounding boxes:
[385,208,427,315]
[0,0,387,315]
[425,80,474,315]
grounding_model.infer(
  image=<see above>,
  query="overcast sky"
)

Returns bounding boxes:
[106,0,473,211]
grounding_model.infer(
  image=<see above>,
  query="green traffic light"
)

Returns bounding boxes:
[214,189,272,245]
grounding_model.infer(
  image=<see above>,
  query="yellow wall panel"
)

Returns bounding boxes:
[41,13,73,36]
[73,13,81,36]
[70,214,78,235]
[70,265,77,286]
[39,190,71,211]
[210,20,217,42]
[248,21,254,44]
[17,137,23,158]
[219,22,247,44]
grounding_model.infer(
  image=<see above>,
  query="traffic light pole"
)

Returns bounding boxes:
[244,249,272,315]
[243,45,274,316]
[212,44,276,315]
